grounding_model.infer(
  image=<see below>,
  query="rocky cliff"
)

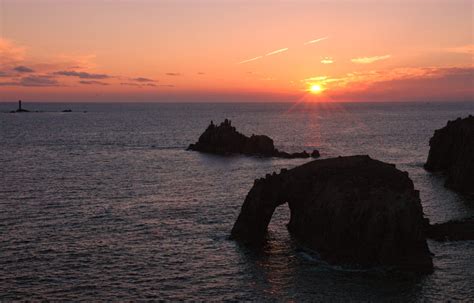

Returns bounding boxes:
[231,155,433,273]
[425,115,474,193]
[188,119,320,159]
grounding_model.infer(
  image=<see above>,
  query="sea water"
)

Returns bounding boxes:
[1,101,473,301]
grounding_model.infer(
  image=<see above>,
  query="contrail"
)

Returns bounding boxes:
[237,37,326,64]
[351,54,391,64]
[238,56,263,64]
[265,48,289,56]
[304,37,328,45]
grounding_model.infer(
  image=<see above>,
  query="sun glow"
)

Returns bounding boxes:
[309,84,323,94]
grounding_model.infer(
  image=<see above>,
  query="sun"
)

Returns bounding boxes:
[309,84,323,94]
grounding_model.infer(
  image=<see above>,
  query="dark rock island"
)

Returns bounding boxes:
[231,155,433,273]
[188,119,320,158]
[424,115,474,194]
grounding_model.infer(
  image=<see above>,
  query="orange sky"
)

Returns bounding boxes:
[0,0,472,102]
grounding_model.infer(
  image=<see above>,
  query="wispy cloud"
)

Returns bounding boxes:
[0,38,26,64]
[120,82,172,88]
[442,44,474,55]
[56,54,98,70]
[166,72,181,76]
[13,66,35,73]
[79,80,109,86]
[0,75,60,87]
[304,37,328,45]
[304,76,330,82]
[55,70,111,79]
[321,57,334,64]
[121,82,141,87]
[132,77,155,82]
[238,56,263,64]
[265,48,288,56]
[0,82,18,86]
[21,75,59,87]
[351,55,391,64]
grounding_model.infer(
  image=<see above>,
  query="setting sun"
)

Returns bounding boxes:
[310,84,323,94]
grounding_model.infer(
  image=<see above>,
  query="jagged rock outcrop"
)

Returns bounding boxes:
[425,115,474,194]
[231,155,433,273]
[426,217,474,241]
[188,119,320,159]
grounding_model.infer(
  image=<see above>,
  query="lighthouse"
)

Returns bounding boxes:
[14,100,29,112]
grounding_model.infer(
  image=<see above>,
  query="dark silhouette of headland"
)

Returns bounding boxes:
[188,119,320,159]
[420,115,474,242]
[425,115,474,194]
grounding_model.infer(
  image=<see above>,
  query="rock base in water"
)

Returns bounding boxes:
[188,119,320,159]
[231,155,433,273]
[426,217,474,241]
[425,115,474,194]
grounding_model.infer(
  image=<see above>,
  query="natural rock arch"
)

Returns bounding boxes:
[231,155,433,273]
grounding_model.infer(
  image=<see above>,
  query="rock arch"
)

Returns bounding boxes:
[231,155,433,273]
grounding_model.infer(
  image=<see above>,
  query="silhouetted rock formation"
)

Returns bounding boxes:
[425,115,474,194]
[426,217,474,241]
[310,149,320,158]
[188,119,320,158]
[231,155,433,273]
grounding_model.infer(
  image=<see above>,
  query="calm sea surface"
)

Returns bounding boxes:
[1,102,473,301]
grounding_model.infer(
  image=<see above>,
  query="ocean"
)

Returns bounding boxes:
[1,101,473,301]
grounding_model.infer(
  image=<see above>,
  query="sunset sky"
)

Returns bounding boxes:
[0,0,472,102]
